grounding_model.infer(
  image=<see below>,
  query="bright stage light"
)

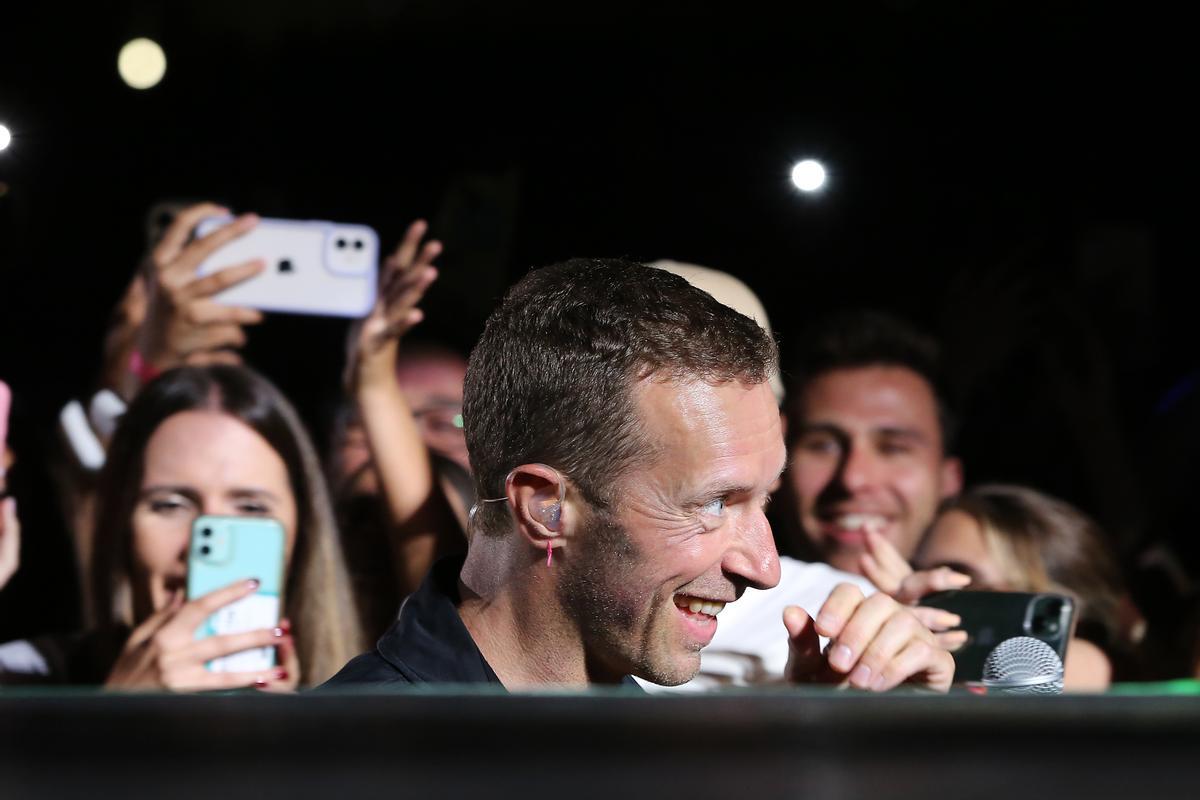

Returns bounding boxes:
[790,159,827,193]
[0,124,11,152]
[118,38,167,90]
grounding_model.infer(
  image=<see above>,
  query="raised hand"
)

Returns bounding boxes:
[105,578,297,692]
[784,583,955,691]
[347,219,442,391]
[138,202,266,376]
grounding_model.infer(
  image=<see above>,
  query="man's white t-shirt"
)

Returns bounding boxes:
[638,556,876,692]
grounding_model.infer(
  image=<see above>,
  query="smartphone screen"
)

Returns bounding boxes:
[187,515,286,673]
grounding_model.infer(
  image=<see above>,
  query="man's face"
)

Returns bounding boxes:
[787,366,961,575]
[560,377,785,686]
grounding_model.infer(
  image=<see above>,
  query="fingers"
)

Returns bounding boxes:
[172,578,262,632]
[859,553,900,596]
[878,638,956,692]
[382,269,437,330]
[172,213,260,273]
[152,202,230,266]
[935,630,969,652]
[258,620,300,693]
[812,582,867,639]
[817,589,953,692]
[822,592,899,674]
[783,606,824,682]
[859,527,913,596]
[125,589,186,648]
[896,567,972,604]
[183,301,264,327]
[182,258,265,301]
[181,665,289,692]
[390,219,429,269]
[911,606,962,633]
[185,625,290,663]
[844,602,928,690]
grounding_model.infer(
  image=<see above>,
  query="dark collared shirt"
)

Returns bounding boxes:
[323,556,642,689]
[323,556,502,686]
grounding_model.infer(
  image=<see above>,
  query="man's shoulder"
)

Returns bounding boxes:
[320,649,415,688]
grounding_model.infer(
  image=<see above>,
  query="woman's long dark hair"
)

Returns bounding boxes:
[91,365,364,684]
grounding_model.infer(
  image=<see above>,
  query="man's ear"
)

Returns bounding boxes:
[940,456,963,499]
[508,463,568,546]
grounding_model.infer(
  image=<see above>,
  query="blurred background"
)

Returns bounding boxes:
[1,1,1195,639]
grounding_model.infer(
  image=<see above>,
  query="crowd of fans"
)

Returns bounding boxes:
[0,201,1194,692]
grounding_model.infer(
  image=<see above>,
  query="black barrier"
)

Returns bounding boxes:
[3,690,1200,798]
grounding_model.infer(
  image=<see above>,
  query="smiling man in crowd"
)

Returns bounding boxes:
[778,311,964,579]
[326,260,952,691]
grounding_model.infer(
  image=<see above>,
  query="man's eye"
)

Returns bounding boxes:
[700,498,727,517]
[800,435,839,455]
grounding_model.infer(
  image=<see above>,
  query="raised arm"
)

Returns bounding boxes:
[345,220,454,595]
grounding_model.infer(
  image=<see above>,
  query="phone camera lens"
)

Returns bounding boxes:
[201,528,212,538]
[199,545,211,556]
[353,239,364,250]
[336,237,347,249]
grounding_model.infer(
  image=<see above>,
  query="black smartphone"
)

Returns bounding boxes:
[919,590,1075,682]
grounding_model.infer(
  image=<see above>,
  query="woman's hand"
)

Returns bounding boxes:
[138,203,266,377]
[346,219,441,392]
[105,579,298,692]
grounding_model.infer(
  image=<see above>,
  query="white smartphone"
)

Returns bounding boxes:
[194,216,378,318]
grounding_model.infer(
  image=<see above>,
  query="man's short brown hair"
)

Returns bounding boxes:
[463,258,777,534]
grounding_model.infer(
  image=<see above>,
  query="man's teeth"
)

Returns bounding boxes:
[680,598,726,617]
[836,514,888,531]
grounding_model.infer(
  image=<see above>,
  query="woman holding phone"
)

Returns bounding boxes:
[1,365,364,689]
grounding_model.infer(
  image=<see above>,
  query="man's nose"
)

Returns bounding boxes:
[724,508,781,591]
[837,441,882,493]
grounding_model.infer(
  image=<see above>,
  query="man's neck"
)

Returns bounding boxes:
[457,542,605,689]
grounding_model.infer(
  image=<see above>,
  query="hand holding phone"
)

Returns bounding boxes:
[188,515,286,674]
[139,203,266,376]
[105,577,296,692]
[195,215,378,318]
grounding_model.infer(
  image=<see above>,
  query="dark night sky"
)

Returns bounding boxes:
[1,1,1197,632]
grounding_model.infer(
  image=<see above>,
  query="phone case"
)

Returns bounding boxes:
[193,216,378,318]
[919,590,1075,682]
[187,515,286,673]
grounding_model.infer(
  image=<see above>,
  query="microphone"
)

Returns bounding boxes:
[981,636,1064,695]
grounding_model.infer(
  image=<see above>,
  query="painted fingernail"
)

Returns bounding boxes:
[829,644,853,671]
[272,627,285,638]
[849,664,872,687]
[246,578,260,590]
[254,678,268,688]
[279,618,292,634]
[273,668,288,681]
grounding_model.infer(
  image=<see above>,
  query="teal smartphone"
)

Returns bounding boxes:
[187,515,286,673]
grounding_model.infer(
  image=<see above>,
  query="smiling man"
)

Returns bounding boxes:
[325,261,952,691]
[778,311,963,577]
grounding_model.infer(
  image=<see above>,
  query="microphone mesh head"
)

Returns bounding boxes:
[982,636,1064,695]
